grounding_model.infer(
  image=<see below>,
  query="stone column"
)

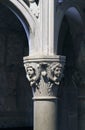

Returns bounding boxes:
[23,55,65,130]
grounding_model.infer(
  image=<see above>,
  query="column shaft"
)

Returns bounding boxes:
[40,0,57,55]
[34,99,58,130]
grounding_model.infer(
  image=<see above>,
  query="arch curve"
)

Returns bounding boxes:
[65,7,83,38]
[57,6,84,54]
[0,0,39,56]
[57,6,84,130]
[1,0,36,33]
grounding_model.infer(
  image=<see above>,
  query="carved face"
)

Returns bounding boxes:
[54,67,62,78]
[27,66,35,78]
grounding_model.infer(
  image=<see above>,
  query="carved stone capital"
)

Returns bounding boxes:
[23,55,66,98]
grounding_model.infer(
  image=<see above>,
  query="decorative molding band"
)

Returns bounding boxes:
[24,55,66,62]
[32,96,58,100]
[23,55,66,97]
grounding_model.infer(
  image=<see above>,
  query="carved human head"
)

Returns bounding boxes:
[51,63,63,79]
[27,66,35,78]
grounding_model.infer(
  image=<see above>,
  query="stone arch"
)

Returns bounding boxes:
[0,0,39,56]
[57,6,84,130]
[0,2,34,128]
[57,6,84,54]
[57,6,84,83]
[55,3,84,54]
